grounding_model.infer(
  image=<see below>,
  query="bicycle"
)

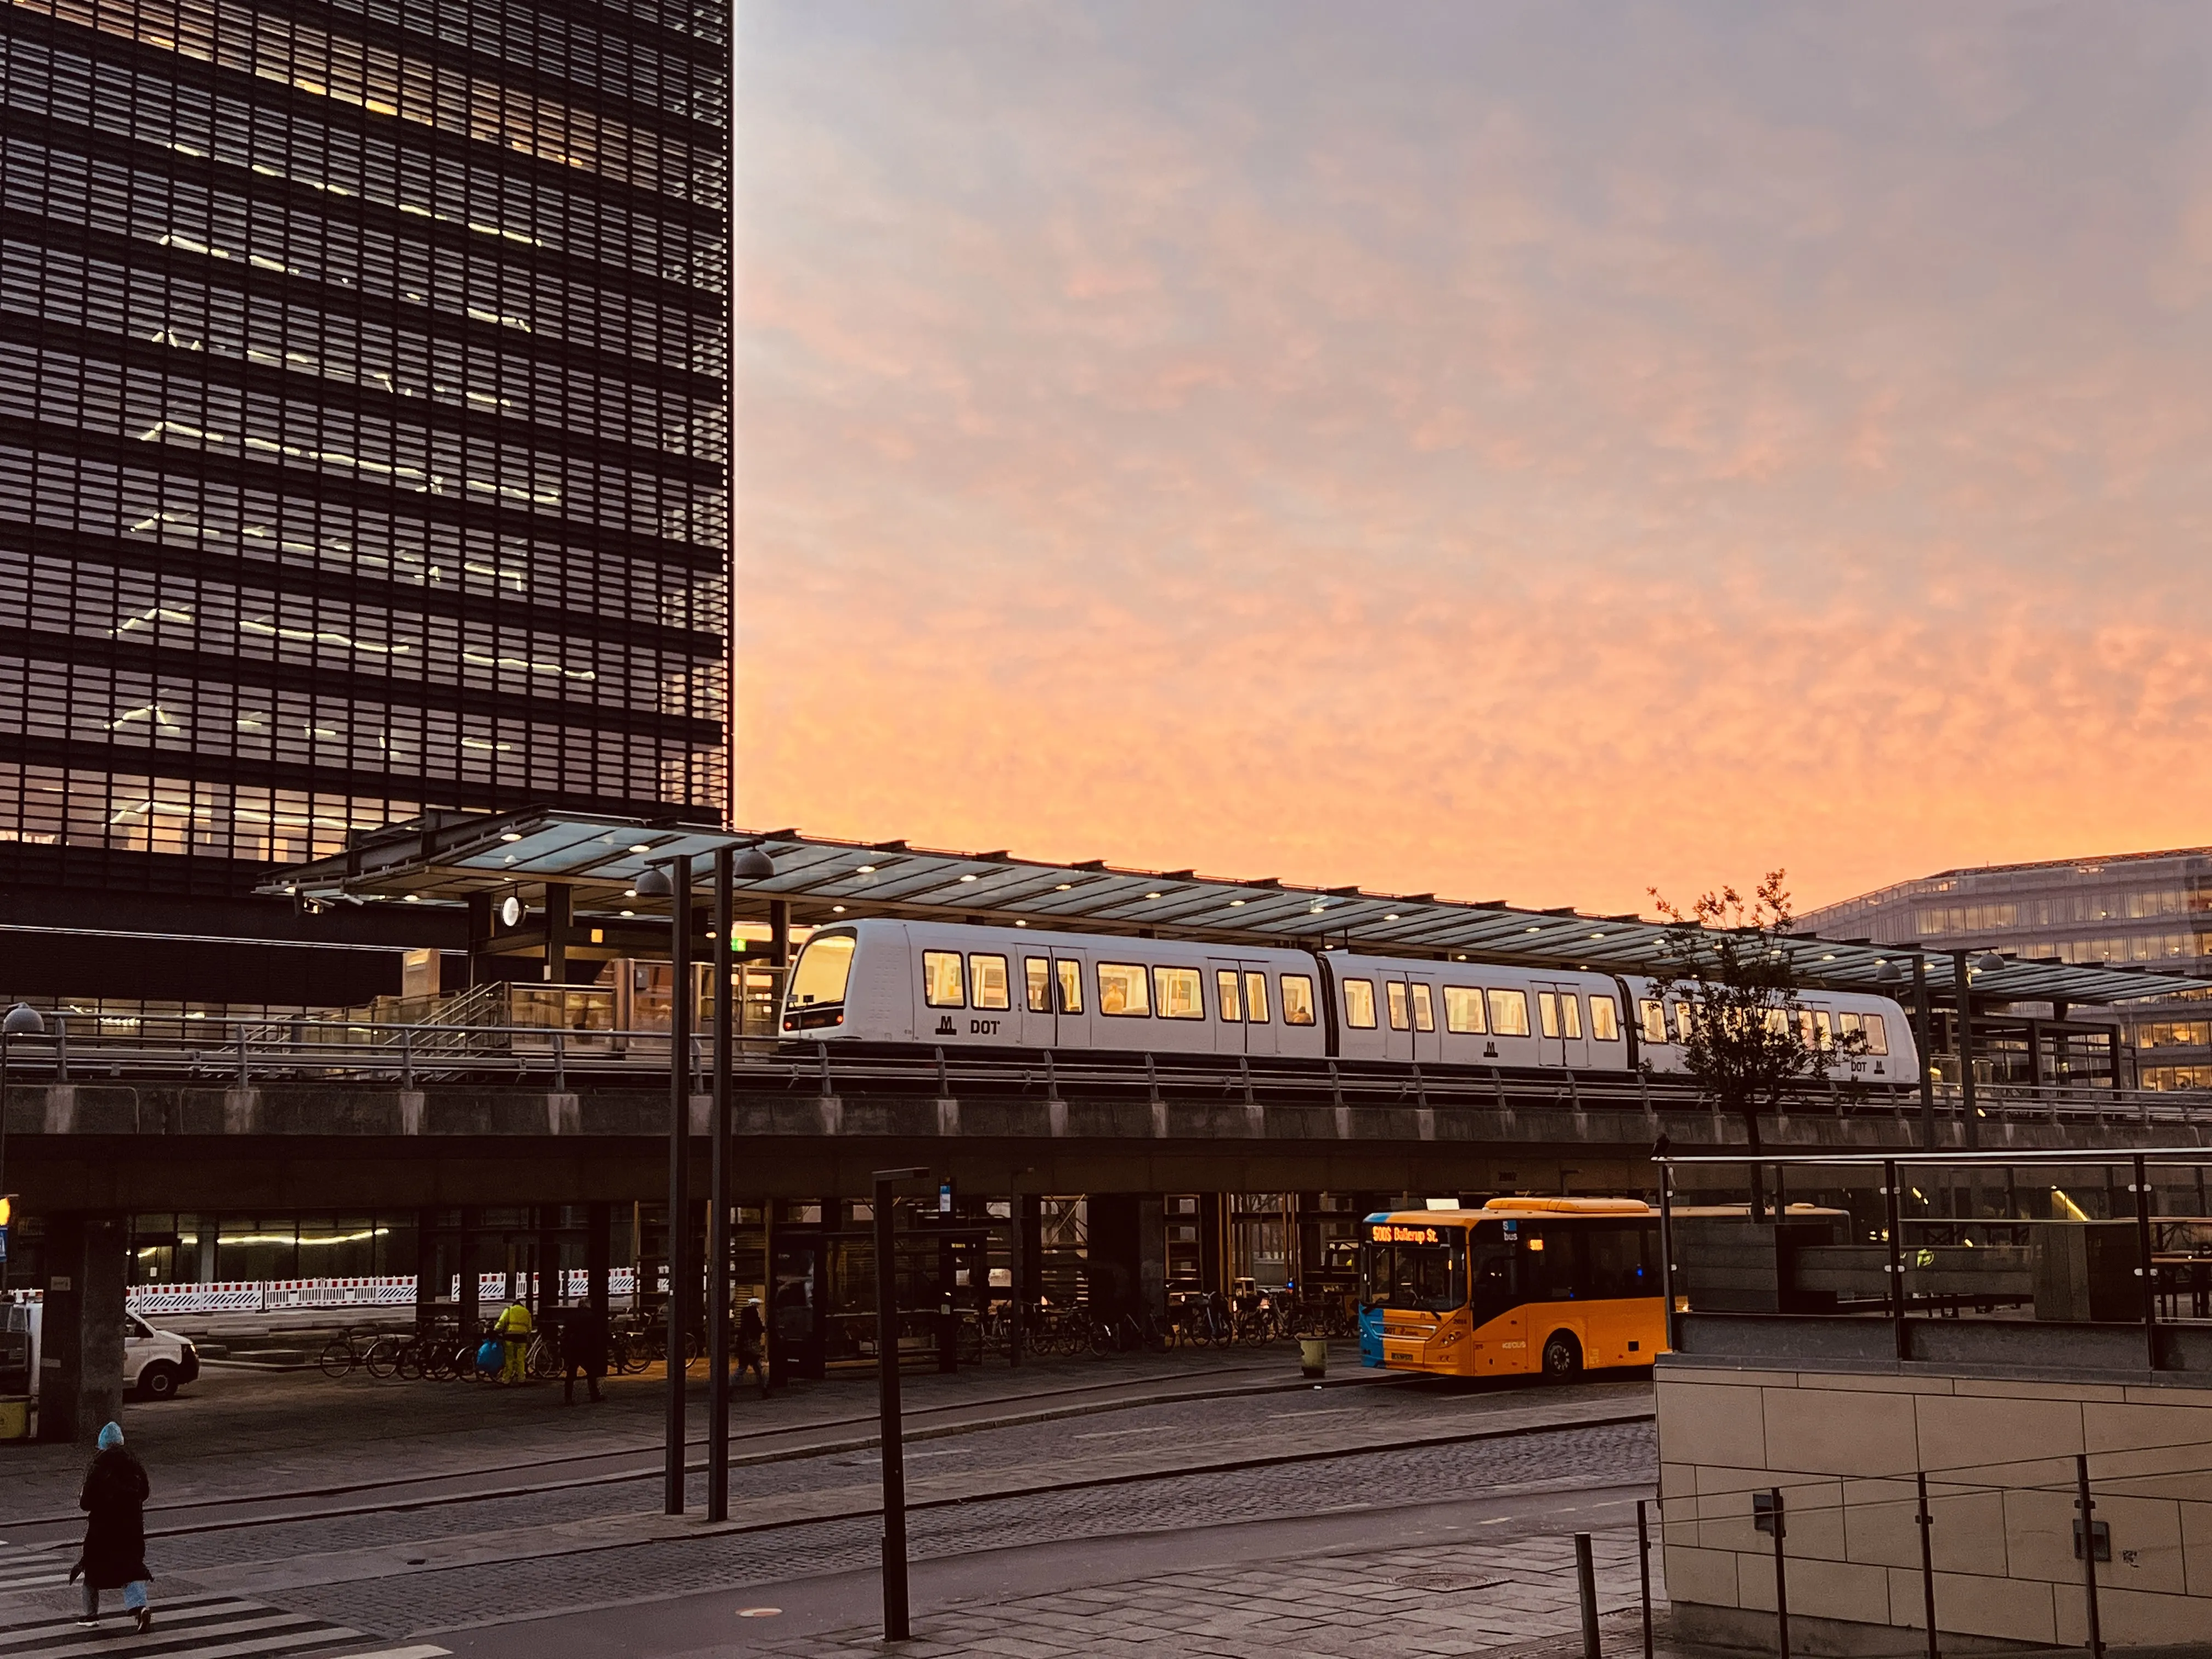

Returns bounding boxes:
[317,1328,374,1379]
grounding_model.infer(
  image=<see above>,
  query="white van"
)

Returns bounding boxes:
[7,1304,200,1401]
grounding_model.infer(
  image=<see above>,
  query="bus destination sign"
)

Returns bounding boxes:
[1369,1223,1443,1245]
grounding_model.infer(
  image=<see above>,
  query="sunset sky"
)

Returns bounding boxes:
[735,3,2212,919]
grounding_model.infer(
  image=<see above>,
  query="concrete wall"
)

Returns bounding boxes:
[1658,1358,2212,1654]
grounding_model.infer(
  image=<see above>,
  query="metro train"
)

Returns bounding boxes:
[777,918,1917,1084]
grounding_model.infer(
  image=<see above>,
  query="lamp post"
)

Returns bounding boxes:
[638,842,773,1521]
[706,840,772,1522]
[635,855,693,1514]
[874,1165,929,1642]
[0,1002,46,1294]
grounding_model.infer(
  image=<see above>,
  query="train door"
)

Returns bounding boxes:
[1534,983,1590,1068]
[1209,959,1281,1057]
[1380,973,1441,1065]
[1022,949,1089,1049]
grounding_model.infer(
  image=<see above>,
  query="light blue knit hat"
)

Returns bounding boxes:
[97,1422,123,1450]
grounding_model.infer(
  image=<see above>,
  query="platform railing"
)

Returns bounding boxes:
[3,1012,2212,1128]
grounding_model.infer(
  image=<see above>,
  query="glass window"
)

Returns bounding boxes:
[1026,957,1052,1013]
[1764,1007,1793,1037]
[1814,1010,1834,1048]
[1387,981,1411,1031]
[1282,975,1317,1025]
[1445,986,1487,1034]
[1411,983,1435,1032]
[1216,969,1243,1022]
[1639,999,1667,1043]
[1345,979,1377,1029]
[1863,1013,1888,1055]
[1488,989,1532,1036]
[1245,971,1269,1023]
[1539,992,1560,1039]
[788,933,855,1007]
[1798,1011,1817,1049]
[1583,1223,1651,1299]
[922,950,964,1008]
[1056,958,1084,1014]
[1560,994,1582,1040]
[1098,962,1150,1017]
[1155,966,1205,1019]
[1590,996,1621,1041]
[1676,1002,1696,1044]
[970,954,1011,1011]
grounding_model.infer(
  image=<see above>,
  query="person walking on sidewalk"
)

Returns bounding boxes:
[735,1299,767,1395]
[562,1303,607,1404]
[71,1421,153,1633]
[492,1296,533,1385]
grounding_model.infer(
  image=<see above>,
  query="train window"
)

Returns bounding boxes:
[1589,996,1621,1041]
[1098,962,1150,1017]
[1675,1002,1696,1044]
[1764,1007,1792,1037]
[1862,1013,1888,1054]
[1344,979,1377,1029]
[1057,958,1085,1014]
[1538,992,1559,1039]
[970,954,1011,1011]
[1026,958,1052,1013]
[1814,1010,1834,1048]
[1216,969,1243,1022]
[1639,999,1667,1043]
[1444,986,1487,1034]
[1245,972,1269,1023]
[922,951,965,1008]
[1387,982,1411,1031]
[1282,975,1317,1025]
[1155,966,1205,1019]
[1411,983,1435,1032]
[1560,993,1582,1040]
[1798,1011,1817,1049]
[788,934,856,1007]
[1487,989,1531,1036]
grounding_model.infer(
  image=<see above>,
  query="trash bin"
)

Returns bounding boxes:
[0,1397,30,1441]
[1299,1338,1328,1379]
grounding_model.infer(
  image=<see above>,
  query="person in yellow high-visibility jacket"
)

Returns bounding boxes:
[492,1299,533,1384]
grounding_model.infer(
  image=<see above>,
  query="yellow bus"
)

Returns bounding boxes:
[1360,1198,1665,1380]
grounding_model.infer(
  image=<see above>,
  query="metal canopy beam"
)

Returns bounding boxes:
[259,809,2212,1008]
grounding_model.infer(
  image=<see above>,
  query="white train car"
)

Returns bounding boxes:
[781,918,1329,1058]
[1622,976,1918,1085]
[1316,952,1630,1071]
[780,919,1920,1084]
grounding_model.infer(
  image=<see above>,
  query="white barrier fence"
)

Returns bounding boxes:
[117,1270,643,1317]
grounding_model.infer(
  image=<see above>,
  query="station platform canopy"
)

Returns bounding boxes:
[262,809,2212,1007]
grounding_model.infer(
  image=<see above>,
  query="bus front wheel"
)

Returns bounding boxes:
[1539,1332,1582,1382]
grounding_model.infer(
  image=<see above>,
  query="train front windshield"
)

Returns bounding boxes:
[1363,1226,1466,1313]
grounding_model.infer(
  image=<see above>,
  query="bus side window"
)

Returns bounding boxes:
[1521,1223,1576,1300]
[1583,1222,1648,1299]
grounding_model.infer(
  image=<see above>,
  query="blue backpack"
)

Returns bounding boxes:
[477,1339,504,1374]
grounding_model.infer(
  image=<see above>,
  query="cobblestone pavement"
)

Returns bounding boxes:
[754,1528,1671,1658]
[267,1420,1654,1638]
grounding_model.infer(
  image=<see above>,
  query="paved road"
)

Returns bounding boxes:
[0,1348,1660,1658]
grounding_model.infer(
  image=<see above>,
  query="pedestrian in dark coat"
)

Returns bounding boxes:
[562,1304,607,1404]
[71,1421,153,1632]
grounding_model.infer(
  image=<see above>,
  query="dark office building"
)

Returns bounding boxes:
[1802,848,2212,1091]
[0,0,730,1007]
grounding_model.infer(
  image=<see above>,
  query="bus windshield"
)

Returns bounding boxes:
[1364,1230,1466,1312]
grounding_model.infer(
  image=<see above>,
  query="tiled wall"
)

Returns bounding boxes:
[1657,1361,2212,1649]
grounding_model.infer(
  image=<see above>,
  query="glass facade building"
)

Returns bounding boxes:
[1802,848,2212,1092]
[0,0,729,998]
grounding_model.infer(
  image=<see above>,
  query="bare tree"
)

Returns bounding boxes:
[1646,871,1864,1222]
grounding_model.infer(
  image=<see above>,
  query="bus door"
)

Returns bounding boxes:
[1470,1223,1525,1373]
[1210,959,1280,1057]
[1534,983,1590,1068]
[1381,974,1442,1065]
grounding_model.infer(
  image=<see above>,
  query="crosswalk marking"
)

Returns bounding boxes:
[325,1649,449,1659]
[0,1562,67,1596]
[0,1591,364,1659]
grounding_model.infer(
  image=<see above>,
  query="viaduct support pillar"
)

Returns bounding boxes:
[458,1206,482,1347]
[1086,1195,1166,1322]
[586,1201,611,1329]
[38,1212,127,1444]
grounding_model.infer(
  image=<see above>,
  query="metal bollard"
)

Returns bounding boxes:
[1574,1532,1600,1659]
[1637,1499,1655,1659]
